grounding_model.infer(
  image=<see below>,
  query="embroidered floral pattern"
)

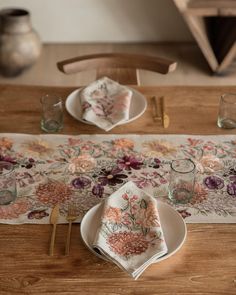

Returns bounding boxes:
[22,140,54,157]
[0,134,235,224]
[107,232,149,256]
[68,154,96,173]
[97,183,165,258]
[36,180,73,206]
[142,140,177,157]
[0,197,31,219]
[197,154,223,174]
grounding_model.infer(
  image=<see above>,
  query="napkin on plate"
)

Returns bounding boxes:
[80,77,132,131]
[93,181,168,280]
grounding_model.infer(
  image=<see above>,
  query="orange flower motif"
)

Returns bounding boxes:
[113,138,134,149]
[103,206,122,223]
[135,201,160,228]
[36,180,72,206]
[142,140,176,157]
[190,183,208,205]
[0,137,13,150]
[107,231,149,256]
[68,154,96,173]
[22,140,54,157]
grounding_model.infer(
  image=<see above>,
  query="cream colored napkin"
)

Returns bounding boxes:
[80,77,132,131]
[93,181,168,280]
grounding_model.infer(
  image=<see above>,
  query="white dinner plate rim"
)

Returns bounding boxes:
[65,86,147,126]
[80,201,187,264]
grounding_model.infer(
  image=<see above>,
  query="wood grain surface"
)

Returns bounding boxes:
[0,84,235,295]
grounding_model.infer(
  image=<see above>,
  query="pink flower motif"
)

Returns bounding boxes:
[131,204,138,211]
[187,138,203,147]
[0,197,31,219]
[107,231,149,256]
[203,144,214,151]
[122,193,129,200]
[130,195,139,202]
[103,206,122,223]
[68,138,83,146]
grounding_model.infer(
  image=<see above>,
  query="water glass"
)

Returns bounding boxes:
[168,159,196,204]
[0,161,17,205]
[217,93,236,129]
[40,94,63,132]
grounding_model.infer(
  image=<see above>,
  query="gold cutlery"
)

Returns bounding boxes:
[152,96,170,128]
[65,204,78,255]
[160,96,170,129]
[49,204,59,256]
[152,96,162,122]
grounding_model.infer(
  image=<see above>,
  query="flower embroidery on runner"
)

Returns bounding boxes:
[0,134,235,224]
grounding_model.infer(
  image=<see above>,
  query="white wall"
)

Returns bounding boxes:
[0,0,193,43]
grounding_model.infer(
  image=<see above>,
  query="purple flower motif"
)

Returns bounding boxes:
[28,210,49,220]
[117,155,143,171]
[204,176,224,190]
[71,176,91,189]
[227,182,236,196]
[98,167,128,186]
[92,184,104,198]
[177,209,191,219]
[153,158,161,168]
[0,155,17,164]
[229,176,236,182]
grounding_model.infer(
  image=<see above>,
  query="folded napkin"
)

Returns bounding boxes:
[93,181,168,280]
[80,77,132,131]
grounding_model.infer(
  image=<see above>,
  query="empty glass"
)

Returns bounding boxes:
[168,159,196,204]
[0,161,17,205]
[217,93,236,129]
[40,94,63,132]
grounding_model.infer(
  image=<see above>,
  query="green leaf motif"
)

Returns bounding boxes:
[140,199,147,209]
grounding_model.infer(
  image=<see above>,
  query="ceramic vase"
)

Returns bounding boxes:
[0,8,41,77]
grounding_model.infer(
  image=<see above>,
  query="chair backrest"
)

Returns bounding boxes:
[57,53,177,85]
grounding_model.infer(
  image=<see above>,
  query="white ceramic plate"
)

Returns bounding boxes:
[80,201,187,263]
[65,87,147,125]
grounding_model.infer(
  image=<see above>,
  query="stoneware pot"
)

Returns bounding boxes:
[0,8,41,77]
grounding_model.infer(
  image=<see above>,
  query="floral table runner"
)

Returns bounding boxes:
[0,133,235,224]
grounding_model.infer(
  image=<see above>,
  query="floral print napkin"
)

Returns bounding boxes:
[80,77,132,131]
[93,181,168,280]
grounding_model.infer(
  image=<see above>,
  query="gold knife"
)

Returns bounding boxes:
[160,96,170,129]
[49,204,59,256]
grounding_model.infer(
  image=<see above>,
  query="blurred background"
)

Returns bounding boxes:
[0,0,235,86]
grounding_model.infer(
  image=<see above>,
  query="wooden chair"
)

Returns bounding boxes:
[57,53,177,85]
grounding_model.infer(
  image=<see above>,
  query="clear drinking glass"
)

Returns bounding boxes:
[40,94,63,132]
[0,161,17,205]
[217,93,236,129]
[168,159,196,204]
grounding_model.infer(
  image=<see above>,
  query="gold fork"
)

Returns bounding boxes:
[65,204,78,255]
[49,204,59,256]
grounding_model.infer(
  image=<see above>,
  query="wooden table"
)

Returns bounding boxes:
[0,84,235,295]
